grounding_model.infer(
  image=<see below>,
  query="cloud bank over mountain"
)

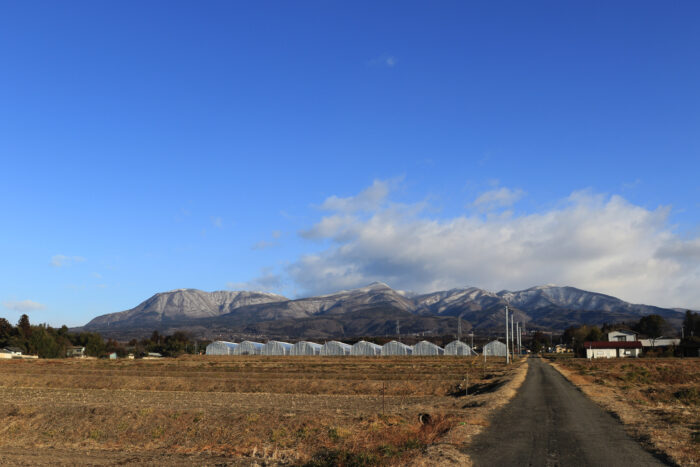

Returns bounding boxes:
[276,180,700,309]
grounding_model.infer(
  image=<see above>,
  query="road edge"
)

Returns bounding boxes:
[548,360,681,467]
[411,357,531,467]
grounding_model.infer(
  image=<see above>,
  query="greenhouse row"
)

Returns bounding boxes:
[205,339,502,356]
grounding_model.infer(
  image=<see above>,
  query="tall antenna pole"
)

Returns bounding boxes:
[457,315,462,342]
[505,306,510,364]
[396,319,400,341]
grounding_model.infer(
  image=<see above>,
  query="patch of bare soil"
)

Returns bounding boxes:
[550,357,700,467]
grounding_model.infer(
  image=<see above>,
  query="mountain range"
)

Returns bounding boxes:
[77,283,685,340]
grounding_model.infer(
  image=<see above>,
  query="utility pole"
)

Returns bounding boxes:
[511,311,515,359]
[505,306,510,364]
[470,332,474,353]
[396,320,400,341]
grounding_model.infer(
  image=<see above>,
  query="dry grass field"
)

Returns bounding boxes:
[550,357,700,466]
[0,355,528,466]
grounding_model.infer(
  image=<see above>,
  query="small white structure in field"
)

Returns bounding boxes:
[262,341,293,356]
[381,340,413,356]
[444,340,476,356]
[235,341,264,355]
[351,340,382,356]
[320,341,352,356]
[483,340,507,357]
[290,341,322,356]
[585,341,642,358]
[206,341,239,356]
[412,340,444,356]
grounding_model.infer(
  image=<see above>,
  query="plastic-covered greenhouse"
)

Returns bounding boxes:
[350,340,382,356]
[205,341,239,355]
[444,340,476,356]
[483,340,508,357]
[381,340,413,356]
[412,340,444,356]
[320,341,352,356]
[234,340,264,355]
[290,341,322,356]
[262,341,293,356]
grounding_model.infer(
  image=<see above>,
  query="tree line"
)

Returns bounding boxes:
[0,314,208,358]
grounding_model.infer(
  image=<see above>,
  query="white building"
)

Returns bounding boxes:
[351,340,382,356]
[607,330,638,342]
[412,341,444,356]
[639,337,681,348]
[205,341,238,356]
[482,340,508,357]
[444,340,476,356]
[585,341,642,358]
[262,341,293,356]
[320,341,352,356]
[290,341,322,356]
[381,340,413,356]
[234,341,264,355]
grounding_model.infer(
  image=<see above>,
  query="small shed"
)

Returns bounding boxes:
[585,341,642,359]
[483,340,508,357]
[290,341,322,356]
[381,340,413,356]
[66,346,86,358]
[262,341,293,356]
[320,341,352,356]
[444,340,476,356]
[412,340,444,356]
[206,341,239,356]
[235,341,264,355]
[351,340,382,356]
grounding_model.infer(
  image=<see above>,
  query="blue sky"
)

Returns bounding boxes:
[1,1,699,326]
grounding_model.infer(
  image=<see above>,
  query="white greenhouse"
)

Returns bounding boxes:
[381,340,413,356]
[483,340,508,357]
[412,340,444,356]
[444,340,476,356]
[290,341,322,356]
[262,341,293,356]
[320,341,352,356]
[234,340,264,355]
[205,341,238,355]
[351,340,382,356]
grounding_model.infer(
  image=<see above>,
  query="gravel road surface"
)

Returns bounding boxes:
[469,357,668,467]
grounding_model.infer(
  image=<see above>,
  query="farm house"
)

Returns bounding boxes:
[444,340,476,356]
[262,341,293,356]
[381,340,413,356]
[351,340,382,356]
[205,341,239,355]
[290,341,322,356]
[320,341,352,356]
[234,341,264,355]
[483,340,508,357]
[412,341,444,356]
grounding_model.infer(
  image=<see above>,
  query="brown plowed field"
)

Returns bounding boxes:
[0,355,527,465]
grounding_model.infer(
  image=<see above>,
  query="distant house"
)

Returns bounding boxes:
[554,344,572,353]
[143,352,163,359]
[607,330,638,342]
[0,347,23,359]
[585,341,642,359]
[66,346,86,358]
[639,337,681,349]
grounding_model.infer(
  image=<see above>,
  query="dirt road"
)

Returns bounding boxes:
[469,357,668,466]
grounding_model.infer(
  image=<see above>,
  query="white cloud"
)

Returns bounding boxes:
[50,255,86,267]
[211,216,223,228]
[3,300,46,312]
[286,181,700,309]
[472,187,525,211]
[369,55,398,67]
[320,179,391,213]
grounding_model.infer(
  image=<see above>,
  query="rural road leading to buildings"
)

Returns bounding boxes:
[469,357,667,467]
